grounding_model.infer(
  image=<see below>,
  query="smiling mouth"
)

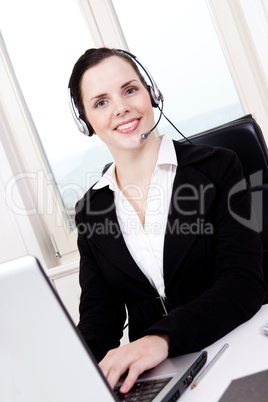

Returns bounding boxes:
[115,119,140,132]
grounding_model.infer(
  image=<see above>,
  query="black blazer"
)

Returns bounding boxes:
[75,141,267,362]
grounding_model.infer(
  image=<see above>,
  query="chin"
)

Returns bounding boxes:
[117,132,144,149]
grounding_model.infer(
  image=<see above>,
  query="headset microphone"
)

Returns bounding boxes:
[141,100,164,140]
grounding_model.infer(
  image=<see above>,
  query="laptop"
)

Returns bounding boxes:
[0,256,207,401]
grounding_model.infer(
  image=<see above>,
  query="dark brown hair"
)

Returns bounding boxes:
[68,48,149,121]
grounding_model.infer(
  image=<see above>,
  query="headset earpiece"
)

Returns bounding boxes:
[149,85,161,108]
[77,116,94,137]
[79,117,94,137]
[68,88,94,136]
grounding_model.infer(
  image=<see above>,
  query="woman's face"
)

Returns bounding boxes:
[80,56,155,154]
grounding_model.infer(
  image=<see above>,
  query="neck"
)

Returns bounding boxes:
[113,134,160,188]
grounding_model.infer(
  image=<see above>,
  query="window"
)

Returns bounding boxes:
[0,0,266,264]
[0,0,114,261]
[112,0,244,138]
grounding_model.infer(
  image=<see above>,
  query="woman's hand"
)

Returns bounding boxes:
[99,334,170,394]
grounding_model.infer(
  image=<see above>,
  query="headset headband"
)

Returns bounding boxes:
[116,49,163,107]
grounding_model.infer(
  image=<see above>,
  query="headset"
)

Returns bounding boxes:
[68,49,192,144]
[68,49,163,137]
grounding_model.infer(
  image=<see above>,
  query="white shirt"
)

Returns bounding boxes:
[93,134,178,297]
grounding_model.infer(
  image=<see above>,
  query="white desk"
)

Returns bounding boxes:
[180,304,268,401]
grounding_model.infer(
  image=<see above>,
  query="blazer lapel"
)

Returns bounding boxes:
[87,187,154,287]
[163,164,216,287]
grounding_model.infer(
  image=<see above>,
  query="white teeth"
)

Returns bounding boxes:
[117,119,138,130]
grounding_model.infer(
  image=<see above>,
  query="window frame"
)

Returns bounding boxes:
[0,33,79,266]
[207,0,268,138]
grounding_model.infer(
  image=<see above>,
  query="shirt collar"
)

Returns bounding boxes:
[93,134,178,191]
[92,162,117,191]
[156,134,178,167]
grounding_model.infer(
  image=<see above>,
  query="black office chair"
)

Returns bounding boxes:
[188,114,268,298]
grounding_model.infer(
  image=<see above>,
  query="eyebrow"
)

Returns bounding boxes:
[121,79,138,89]
[90,80,139,103]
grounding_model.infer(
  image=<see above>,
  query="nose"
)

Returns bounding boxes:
[113,97,130,116]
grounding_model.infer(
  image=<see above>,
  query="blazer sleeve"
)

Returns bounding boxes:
[143,149,267,356]
[75,210,126,362]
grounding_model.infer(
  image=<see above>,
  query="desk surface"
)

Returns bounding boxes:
[180,304,268,401]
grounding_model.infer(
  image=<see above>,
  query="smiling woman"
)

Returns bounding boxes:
[68,46,267,395]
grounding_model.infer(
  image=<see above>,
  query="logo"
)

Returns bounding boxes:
[228,171,263,233]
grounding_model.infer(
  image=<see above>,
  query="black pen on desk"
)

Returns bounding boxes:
[191,343,229,389]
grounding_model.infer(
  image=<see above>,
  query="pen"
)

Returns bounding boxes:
[191,343,229,389]
[264,321,268,336]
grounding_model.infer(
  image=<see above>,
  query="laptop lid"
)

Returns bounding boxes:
[0,255,116,401]
[0,256,206,401]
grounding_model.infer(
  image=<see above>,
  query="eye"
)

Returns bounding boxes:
[95,99,107,109]
[125,86,137,95]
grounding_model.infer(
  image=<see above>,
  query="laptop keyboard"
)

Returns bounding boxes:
[114,377,171,401]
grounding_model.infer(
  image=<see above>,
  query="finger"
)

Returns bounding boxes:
[119,365,142,394]
[99,360,125,389]
[106,365,126,390]
[99,349,116,377]
[100,349,138,389]
[108,352,141,390]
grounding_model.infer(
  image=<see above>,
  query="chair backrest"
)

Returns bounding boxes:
[188,115,268,298]
[188,115,268,182]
